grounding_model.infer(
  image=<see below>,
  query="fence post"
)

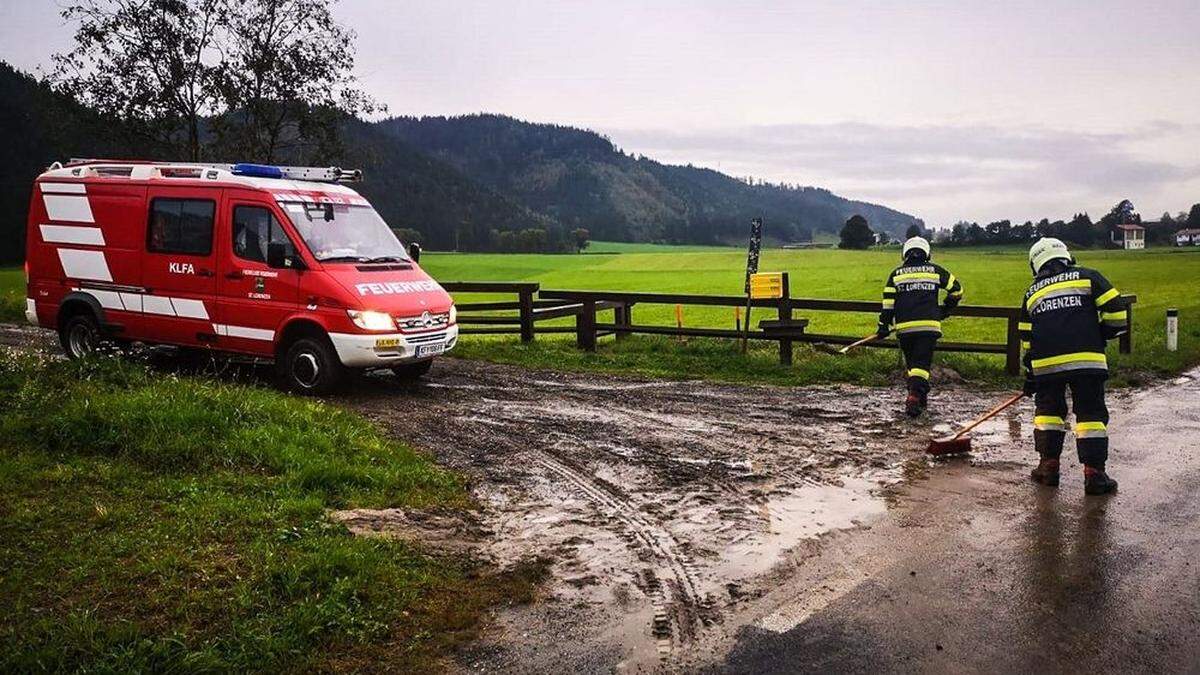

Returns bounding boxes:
[1119,302,1133,354]
[778,273,793,366]
[614,302,631,340]
[1005,314,1021,376]
[518,287,535,343]
[576,299,597,351]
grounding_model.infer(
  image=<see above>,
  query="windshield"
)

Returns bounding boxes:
[281,202,409,263]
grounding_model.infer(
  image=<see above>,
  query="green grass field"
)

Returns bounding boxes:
[0,267,23,323]
[4,244,1197,385]
[0,353,540,672]
[421,245,1200,387]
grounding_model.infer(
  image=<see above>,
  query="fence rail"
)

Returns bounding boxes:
[442,280,1137,375]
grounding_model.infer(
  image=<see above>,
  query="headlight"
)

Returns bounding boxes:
[449,304,457,324]
[347,309,395,331]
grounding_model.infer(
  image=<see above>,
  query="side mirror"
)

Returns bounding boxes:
[268,242,302,270]
[408,242,421,263]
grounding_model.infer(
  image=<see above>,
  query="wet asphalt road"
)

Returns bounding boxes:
[713,372,1200,674]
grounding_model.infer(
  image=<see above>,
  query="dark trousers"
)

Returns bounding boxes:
[898,333,937,397]
[1033,374,1109,469]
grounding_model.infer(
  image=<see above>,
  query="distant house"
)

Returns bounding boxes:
[1176,228,1200,246]
[1110,223,1145,249]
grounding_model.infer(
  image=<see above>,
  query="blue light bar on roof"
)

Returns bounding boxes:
[231,163,284,179]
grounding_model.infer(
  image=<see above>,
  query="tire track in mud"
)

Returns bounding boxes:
[529,449,717,656]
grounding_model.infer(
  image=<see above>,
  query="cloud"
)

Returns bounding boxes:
[608,121,1200,226]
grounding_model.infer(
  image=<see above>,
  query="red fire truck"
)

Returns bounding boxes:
[24,159,458,393]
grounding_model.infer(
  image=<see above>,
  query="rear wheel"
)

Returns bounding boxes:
[392,359,434,380]
[279,335,345,394]
[59,313,102,359]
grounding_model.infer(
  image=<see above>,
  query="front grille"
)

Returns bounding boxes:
[396,311,450,332]
[407,331,447,345]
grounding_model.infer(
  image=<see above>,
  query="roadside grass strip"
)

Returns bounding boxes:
[0,351,538,672]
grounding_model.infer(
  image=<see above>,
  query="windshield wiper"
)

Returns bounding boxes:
[363,256,409,264]
[318,255,370,263]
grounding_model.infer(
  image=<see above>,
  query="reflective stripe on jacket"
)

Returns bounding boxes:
[1018,265,1127,380]
[878,262,963,336]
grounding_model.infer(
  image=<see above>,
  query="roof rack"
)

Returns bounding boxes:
[64,159,363,183]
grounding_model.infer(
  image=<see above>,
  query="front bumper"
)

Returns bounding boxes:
[328,324,459,368]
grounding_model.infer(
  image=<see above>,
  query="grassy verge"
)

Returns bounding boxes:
[0,267,23,323]
[0,351,539,672]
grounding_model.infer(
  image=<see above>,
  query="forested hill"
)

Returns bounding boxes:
[375,114,922,243]
[0,60,920,261]
[0,62,548,260]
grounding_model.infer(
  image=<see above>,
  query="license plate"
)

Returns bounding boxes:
[375,338,401,349]
[416,343,445,357]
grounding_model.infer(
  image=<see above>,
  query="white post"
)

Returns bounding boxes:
[1167,308,1178,352]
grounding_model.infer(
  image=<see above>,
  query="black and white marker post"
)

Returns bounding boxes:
[742,218,763,353]
[1167,308,1178,352]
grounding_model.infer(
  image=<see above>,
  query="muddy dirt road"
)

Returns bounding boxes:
[339,358,1095,672]
[6,323,1197,672]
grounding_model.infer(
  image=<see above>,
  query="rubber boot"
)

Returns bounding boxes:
[904,391,925,418]
[1030,457,1060,486]
[1084,466,1118,495]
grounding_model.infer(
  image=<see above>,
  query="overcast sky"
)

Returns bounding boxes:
[3,0,1198,226]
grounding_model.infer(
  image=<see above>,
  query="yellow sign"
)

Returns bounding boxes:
[749,272,784,299]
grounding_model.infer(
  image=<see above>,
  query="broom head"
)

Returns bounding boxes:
[926,434,972,456]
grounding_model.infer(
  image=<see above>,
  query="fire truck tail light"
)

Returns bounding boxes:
[347,309,395,331]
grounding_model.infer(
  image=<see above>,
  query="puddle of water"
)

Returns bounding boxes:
[716,473,893,581]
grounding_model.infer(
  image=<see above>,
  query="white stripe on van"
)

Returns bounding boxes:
[141,295,175,316]
[212,324,274,341]
[57,249,112,281]
[40,224,105,246]
[118,292,143,313]
[73,288,213,322]
[170,297,209,320]
[39,182,87,194]
[43,194,95,223]
[87,289,124,311]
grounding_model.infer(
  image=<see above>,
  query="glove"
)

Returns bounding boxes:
[1022,377,1037,397]
[875,325,891,340]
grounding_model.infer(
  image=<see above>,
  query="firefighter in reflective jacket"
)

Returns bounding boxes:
[877,237,964,417]
[1019,238,1125,495]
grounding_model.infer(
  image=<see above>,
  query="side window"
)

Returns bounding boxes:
[232,205,294,264]
[147,198,215,255]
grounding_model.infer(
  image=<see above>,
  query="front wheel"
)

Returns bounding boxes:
[279,336,345,395]
[392,359,434,380]
[59,313,103,359]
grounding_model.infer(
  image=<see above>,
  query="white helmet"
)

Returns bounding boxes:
[902,236,930,260]
[1029,237,1073,274]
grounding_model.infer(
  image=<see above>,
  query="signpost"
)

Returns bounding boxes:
[742,218,763,351]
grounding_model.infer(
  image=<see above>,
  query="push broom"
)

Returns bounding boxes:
[926,392,1025,456]
[814,331,885,355]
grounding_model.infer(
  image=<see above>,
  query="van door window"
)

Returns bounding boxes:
[147,198,215,255]
[232,205,294,263]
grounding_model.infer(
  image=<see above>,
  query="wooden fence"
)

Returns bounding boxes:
[444,280,1137,375]
[441,281,629,342]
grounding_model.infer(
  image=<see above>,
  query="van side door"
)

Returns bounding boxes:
[214,199,302,354]
[140,188,219,345]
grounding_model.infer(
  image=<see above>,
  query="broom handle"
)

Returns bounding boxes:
[952,392,1026,440]
[839,332,882,354]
